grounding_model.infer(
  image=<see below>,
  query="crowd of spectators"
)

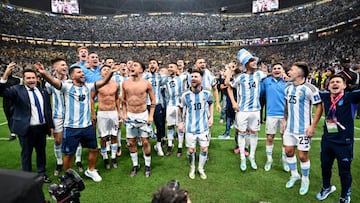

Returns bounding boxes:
[0,0,359,41]
[1,24,359,75]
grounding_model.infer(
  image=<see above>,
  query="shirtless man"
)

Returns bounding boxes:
[122,60,155,177]
[91,65,121,170]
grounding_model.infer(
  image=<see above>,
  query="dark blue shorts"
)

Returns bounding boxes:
[62,125,97,155]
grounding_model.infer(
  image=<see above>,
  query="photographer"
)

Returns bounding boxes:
[152,180,191,203]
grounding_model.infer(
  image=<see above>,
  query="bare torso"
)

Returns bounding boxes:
[97,80,119,111]
[122,77,150,113]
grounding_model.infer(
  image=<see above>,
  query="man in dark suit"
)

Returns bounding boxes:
[0,66,54,183]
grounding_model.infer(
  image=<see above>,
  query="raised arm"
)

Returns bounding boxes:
[34,63,62,90]
[95,66,118,90]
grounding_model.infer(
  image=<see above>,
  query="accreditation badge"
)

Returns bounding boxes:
[325,119,338,133]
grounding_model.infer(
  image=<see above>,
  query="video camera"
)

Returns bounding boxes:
[48,169,85,203]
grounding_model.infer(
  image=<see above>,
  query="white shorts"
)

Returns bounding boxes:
[166,106,178,126]
[185,131,210,148]
[53,118,64,133]
[97,111,119,138]
[234,111,260,132]
[265,116,284,135]
[126,111,152,138]
[283,131,311,151]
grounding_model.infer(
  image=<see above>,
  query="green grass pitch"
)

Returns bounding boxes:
[0,99,359,202]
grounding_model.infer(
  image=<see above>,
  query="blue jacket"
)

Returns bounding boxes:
[0,84,54,136]
[320,89,360,144]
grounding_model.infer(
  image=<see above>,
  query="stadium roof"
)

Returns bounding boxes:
[8,0,317,15]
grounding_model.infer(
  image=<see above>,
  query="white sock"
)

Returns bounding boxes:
[266,144,274,162]
[54,144,63,165]
[188,151,195,168]
[249,133,258,160]
[282,147,287,162]
[111,144,118,159]
[237,133,246,160]
[130,152,138,166]
[117,129,122,147]
[75,144,82,163]
[101,147,108,159]
[300,160,310,181]
[177,131,184,148]
[199,151,208,169]
[167,129,174,147]
[287,156,299,177]
[144,154,151,167]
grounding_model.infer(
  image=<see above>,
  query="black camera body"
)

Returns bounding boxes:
[167,180,180,191]
[48,169,85,203]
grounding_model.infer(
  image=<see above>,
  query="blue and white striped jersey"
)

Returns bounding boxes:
[165,76,185,107]
[143,72,168,105]
[45,79,69,119]
[230,71,267,112]
[285,83,322,134]
[112,72,127,96]
[61,82,95,128]
[179,89,213,134]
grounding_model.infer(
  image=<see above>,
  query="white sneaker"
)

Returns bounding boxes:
[249,158,257,170]
[286,175,300,188]
[189,167,195,179]
[154,144,164,156]
[264,160,273,171]
[240,159,247,171]
[316,185,336,200]
[85,169,102,182]
[299,179,310,195]
[198,168,207,180]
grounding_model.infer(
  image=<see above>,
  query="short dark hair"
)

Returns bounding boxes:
[68,66,81,76]
[51,58,65,65]
[22,68,37,77]
[329,74,347,83]
[272,62,283,68]
[293,61,309,78]
[100,65,111,71]
[133,60,146,72]
[190,67,204,77]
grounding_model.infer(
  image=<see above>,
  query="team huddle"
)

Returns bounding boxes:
[1,47,359,203]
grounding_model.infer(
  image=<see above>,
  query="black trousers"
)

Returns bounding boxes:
[321,140,353,198]
[18,124,47,176]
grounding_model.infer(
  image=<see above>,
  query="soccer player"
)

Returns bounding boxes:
[227,49,267,171]
[112,62,128,156]
[45,58,83,175]
[35,63,117,182]
[143,59,168,156]
[122,60,155,177]
[91,65,121,170]
[178,68,214,180]
[260,62,290,172]
[164,62,185,157]
[190,58,221,112]
[316,75,360,203]
[282,62,323,195]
